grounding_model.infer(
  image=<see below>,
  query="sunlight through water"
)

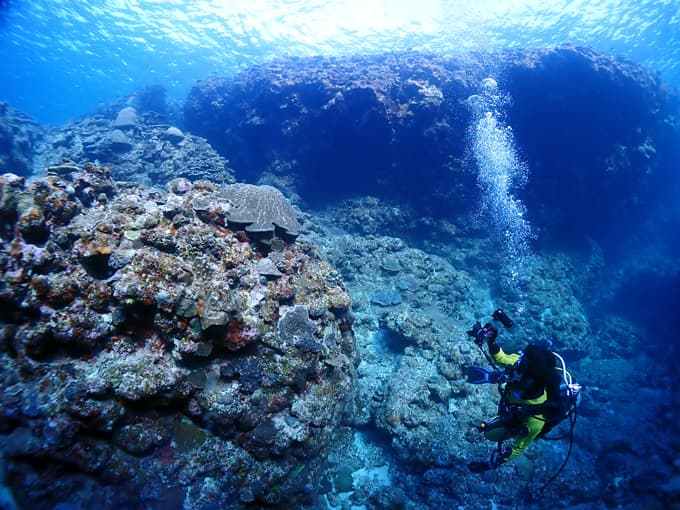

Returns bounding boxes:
[0,0,679,123]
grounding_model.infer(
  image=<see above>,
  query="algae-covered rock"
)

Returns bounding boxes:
[185,48,679,246]
[0,164,356,510]
[38,102,234,185]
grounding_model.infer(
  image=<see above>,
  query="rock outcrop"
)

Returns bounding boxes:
[0,165,356,509]
[36,106,234,185]
[0,102,45,177]
[183,47,679,246]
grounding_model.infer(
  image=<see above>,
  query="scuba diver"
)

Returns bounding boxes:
[465,309,582,479]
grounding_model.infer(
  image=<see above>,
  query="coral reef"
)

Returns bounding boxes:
[0,102,45,177]
[0,166,356,509]
[220,183,301,237]
[184,51,474,213]
[35,106,233,185]
[503,46,680,245]
[302,202,680,509]
[184,47,679,246]
[1,46,678,510]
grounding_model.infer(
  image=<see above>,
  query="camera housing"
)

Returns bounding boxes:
[474,329,488,346]
[467,321,485,345]
[467,310,512,346]
[467,321,497,345]
[492,308,513,328]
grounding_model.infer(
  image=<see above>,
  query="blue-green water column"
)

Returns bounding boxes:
[467,77,535,297]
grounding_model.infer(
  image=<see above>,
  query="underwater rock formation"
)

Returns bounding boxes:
[0,102,45,178]
[184,51,475,213]
[501,46,680,245]
[35,105,234,185]
[303,206,680,509]
[184,46,679,246]
[0,166,356,509]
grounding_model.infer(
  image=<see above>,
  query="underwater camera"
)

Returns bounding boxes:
[467,321,491,345]
[467,309,513,345]
[492,308,513,328]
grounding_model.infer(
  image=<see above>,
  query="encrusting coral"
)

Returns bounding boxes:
[0,163,357,510]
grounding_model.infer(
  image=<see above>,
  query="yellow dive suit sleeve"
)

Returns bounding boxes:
[491,347,548,461]
[491,347,520,368]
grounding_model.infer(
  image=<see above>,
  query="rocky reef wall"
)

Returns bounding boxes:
[502,47,680,244]
[0,102,45,178]
[184,46,679,246]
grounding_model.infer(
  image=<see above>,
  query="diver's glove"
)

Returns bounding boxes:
[483,323,498,344]
[467,322,498,346]
[467,322,484,345]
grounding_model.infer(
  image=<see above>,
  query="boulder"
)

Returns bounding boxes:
[112,106,138,128]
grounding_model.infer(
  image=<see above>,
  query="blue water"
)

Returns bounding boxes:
[2,2,680,509]
[1,0,680,125]
[468,77,534,290]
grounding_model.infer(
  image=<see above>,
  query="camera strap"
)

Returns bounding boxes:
[475,341,503,378]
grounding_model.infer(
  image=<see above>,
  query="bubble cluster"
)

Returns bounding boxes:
[468,77,534,289]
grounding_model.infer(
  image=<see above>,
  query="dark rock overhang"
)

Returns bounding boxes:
[183,46,680,246]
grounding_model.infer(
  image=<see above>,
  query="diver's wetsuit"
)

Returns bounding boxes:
[490,346,549,461]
